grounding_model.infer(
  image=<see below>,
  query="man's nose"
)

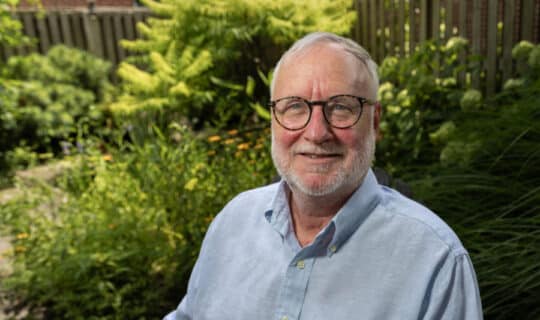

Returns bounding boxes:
[303,105,332,143]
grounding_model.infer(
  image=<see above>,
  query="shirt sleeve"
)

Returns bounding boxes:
[422,252,483,320]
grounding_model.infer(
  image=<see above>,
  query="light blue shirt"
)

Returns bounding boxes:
[165,169,483,320]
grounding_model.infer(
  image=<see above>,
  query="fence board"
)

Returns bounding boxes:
[47,12,61,45]
[123,13,135,40]
[59,12,74,46]
[102,14,117,65]
[35,15,50,52]
[84,13,104,58]
[432,0,441,41]
[71,13,86,50]
[388,0,395,56]
[471,0,482,89]
[113,14,126,61]
[409,0,417,53]
[378,0,385,60]
[502,0,516,83]
[521,0,535,41]
[398,0,405,55]
[445,0,453,40]
[486,0,499,96]
[420,0,428,42]
[369,0,377,60]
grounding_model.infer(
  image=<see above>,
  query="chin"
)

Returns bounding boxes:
[287,172,355,197]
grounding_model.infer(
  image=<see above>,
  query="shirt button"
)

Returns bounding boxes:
[296,260,305,269]
[330,245,337,253]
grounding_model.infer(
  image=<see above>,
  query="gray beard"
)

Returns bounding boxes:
[271,129,375,197]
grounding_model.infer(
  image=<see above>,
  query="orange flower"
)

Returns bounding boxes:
[208,135,221,142]
[227,129,238,136]
[237,143,250,150]
[103,154,113,161]
[16,232,29,240]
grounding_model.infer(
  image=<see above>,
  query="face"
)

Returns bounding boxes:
[271,43,380,197]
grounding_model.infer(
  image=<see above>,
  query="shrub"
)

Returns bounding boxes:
[1,125,275,319]
[0,45,113,184]
[376,37,478,176]
[112,0,356,138]
[378,40,540,319]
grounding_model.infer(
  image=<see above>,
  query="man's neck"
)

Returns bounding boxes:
[288,186,356,247]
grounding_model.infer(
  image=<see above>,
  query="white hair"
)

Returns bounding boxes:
[270,32,379,99]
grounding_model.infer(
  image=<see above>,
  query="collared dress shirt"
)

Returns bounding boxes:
[164,169,483,320]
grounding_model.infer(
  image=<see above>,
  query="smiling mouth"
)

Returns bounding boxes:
[300,153,341,159]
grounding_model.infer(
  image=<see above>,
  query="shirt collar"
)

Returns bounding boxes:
[265,168,382,256]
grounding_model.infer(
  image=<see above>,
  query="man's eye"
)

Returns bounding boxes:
[328,103,353,113]
[283,101,306,113]
[286,102,304,110]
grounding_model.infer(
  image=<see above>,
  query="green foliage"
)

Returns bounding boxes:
[113,0,356,134]
[377,37,477,175]
[0,45,112,183]
[379,40,540,319]
[0,0,29,47]
[1,125,275,319]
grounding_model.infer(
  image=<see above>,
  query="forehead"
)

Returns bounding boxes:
[273,43,375,99]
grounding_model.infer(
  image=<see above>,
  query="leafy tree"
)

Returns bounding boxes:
[112,0,356,136]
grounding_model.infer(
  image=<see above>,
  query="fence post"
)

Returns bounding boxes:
[83,11,103,58]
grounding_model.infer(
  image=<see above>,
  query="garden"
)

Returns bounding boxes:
[0,0,539,319]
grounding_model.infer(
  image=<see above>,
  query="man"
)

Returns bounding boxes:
[165,32,483,320]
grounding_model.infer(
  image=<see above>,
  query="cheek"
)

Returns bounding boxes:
[272,123,302,149]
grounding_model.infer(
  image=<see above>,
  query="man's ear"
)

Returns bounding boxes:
[373,102,382,141]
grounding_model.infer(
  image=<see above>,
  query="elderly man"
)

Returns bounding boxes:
[165,32,483,320]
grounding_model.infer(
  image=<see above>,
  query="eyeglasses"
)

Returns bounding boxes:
[268,94,376,131]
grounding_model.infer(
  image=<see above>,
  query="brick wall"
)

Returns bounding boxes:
[18,0,134,8]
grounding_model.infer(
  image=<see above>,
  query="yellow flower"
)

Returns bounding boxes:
[207,150,216,156]
[103,154,113,161]
[224,138,235,145]
[207,135,221,142]
[237,143,250,150]
[184,178,198,191]
[227,129,238,136]
[16,233,29,240]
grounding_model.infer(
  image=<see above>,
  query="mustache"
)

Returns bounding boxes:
[292,144,344,155]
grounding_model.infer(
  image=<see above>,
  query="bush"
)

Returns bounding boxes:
[112,0,356,138]
[0,45,113,184]
[378,40,540,319]
[376,38,479,176]
[1,125,275,319]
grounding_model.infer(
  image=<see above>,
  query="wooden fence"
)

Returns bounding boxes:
[0,7,151,66]
[3,2,540,94]
[355,0,540,95]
